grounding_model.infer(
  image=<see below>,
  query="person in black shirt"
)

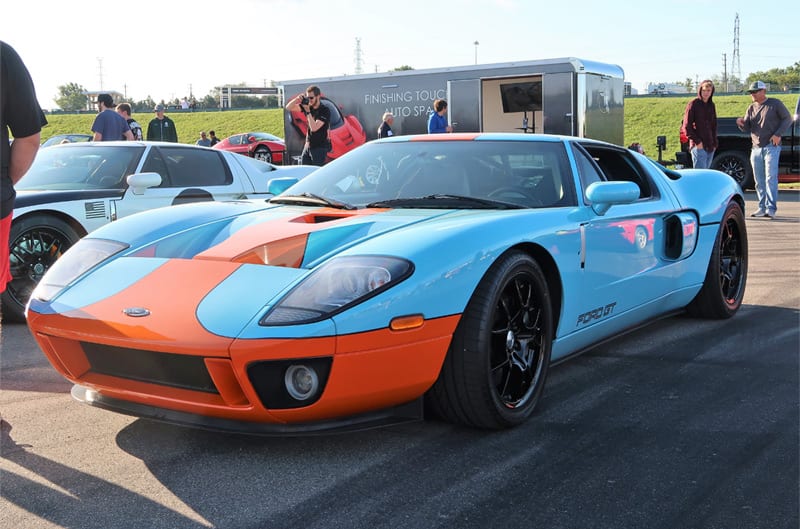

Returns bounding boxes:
[116,103,143,140]
[1,41,48,296]
[286,85,330,166]
[377,112,394,138]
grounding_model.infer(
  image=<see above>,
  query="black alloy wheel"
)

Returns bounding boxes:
[1,216,80,322]
[428,251,553,429]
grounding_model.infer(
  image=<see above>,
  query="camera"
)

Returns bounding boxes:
[300,96,309,106]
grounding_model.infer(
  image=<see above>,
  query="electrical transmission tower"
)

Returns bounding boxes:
[354,38,363,75]
[731,13,742,90]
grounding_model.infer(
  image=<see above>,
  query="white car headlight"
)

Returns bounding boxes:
[31,238,129,302]
[261,256,412,325]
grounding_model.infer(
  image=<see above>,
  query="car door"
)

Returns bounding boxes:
[114,145,248,220]
[227,134,250,156]
[570,143,679,331]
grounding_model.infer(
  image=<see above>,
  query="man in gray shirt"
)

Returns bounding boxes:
[736,81,792,218]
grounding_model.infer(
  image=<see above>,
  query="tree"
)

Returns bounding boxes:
[54,82,89,111]
[201,94,217,109]
[392,65,414,71]
[747,62,800,92]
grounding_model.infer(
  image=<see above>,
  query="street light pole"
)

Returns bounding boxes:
[474,41,479,65]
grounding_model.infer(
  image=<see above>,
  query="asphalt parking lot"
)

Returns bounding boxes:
[1,191,798,529]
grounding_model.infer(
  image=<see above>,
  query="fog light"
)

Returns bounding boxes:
[284,364,319,401]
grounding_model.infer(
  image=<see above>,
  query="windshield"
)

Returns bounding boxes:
[250,132,284,142]
[17,144,145,191]
[278,139,575,209]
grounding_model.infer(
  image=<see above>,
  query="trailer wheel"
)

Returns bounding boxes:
[712,150,753,190]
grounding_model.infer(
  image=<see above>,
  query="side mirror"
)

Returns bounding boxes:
[585,181,640,215]
[126,172,162,195]
[268,177,299,196]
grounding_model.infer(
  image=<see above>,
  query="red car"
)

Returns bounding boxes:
[213,132,286,164]
[289,95,366,163]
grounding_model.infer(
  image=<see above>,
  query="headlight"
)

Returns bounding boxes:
[31,238,129,302]
[261,256,412,325]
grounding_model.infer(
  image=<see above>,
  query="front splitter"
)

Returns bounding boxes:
[71,384,423,436]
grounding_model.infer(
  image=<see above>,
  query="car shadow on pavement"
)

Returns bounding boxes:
[1,419,210,529]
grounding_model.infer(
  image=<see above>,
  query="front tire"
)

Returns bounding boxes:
[1,215,81,322]
[253,146,272,164]
[427,251,553,429]
[687,201,747,318]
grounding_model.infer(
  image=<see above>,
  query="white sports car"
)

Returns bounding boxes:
[4,141,316,320]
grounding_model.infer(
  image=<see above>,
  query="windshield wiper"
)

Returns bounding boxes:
[366,194,525,210]
[270,192,355,210]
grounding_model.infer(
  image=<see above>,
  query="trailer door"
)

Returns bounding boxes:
[542,72,574,137]
[448,79,481,133]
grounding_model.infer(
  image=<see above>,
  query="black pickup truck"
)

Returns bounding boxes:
[676,95,799,189]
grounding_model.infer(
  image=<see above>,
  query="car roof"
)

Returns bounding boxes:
[373,132,590,144]
[51,141,209,148]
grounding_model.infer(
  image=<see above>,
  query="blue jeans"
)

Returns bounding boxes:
[690,147,715,169]
[750,145,780,214]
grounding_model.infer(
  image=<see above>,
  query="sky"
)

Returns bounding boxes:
[3,0,799,110]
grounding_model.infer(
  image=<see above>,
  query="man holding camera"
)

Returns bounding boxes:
[286,85,330,166]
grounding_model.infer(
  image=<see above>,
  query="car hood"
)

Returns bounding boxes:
[32,202,498,340]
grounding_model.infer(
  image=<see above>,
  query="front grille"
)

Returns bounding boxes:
[82,342,218,394]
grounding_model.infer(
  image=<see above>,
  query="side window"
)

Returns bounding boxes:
[580,144,654,199]
[143,147,233,188]
[571,144,605,202]
[140,149,171,186]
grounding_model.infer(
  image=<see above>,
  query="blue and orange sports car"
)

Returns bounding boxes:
[26,133,748,434]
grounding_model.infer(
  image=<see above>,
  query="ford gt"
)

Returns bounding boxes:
[26,133,748,434]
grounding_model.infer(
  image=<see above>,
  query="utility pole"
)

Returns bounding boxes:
[97,57,104,91]
[722,53,728,92]
[474,41,479,65]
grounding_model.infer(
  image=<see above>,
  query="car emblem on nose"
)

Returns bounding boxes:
[123,307,151,317]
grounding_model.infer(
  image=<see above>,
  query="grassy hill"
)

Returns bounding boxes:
[624,93,796,159]
[40,109,286,146]
[40,94,797,164]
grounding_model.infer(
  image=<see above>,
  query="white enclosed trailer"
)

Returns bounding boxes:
[280,57,624,162]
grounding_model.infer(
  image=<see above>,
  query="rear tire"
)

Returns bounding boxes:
[687,201,747,319]
[427,251,553,429]
[1,215,81,322]
[711,150,753,190]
